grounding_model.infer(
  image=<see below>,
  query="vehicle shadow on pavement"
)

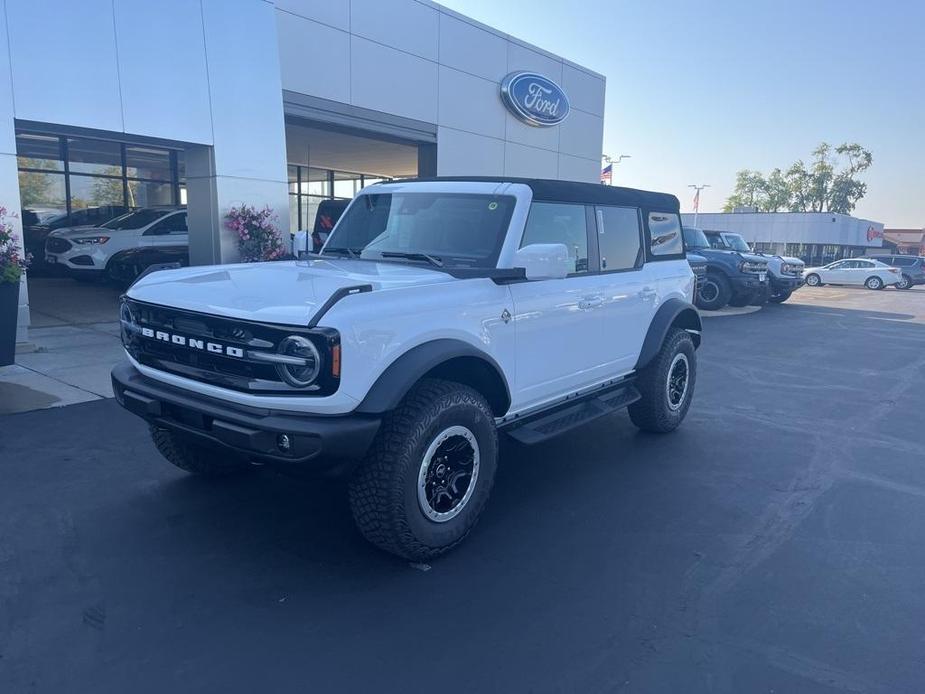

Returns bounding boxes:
[4,298,925,692]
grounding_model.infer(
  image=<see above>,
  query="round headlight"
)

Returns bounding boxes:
[276,335,321,388]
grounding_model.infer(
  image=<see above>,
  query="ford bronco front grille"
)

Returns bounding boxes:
[120,298,340,395]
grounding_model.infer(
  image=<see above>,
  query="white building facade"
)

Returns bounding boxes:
[1,0,606,343]
[682,212,885,265]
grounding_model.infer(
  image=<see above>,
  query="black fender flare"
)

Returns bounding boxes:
[635,299,702,371]
[355,339,512,415]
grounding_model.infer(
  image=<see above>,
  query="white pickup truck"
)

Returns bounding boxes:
[112,178,702,559]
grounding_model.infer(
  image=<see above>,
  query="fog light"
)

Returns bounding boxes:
[277,434,292,452]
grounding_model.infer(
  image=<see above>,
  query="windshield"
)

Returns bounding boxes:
[102,209,169,230]
[323,193,516,268]
[722,233,751,252]
[682,227,710,249]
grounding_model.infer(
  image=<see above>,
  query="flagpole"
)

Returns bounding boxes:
[688,183,710,226]
[602,154,631,185]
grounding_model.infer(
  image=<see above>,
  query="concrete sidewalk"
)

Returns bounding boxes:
[0,322,122,415]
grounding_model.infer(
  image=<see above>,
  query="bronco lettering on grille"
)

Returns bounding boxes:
[140,327,244,358]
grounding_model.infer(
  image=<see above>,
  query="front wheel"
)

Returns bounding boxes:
[768,288,792,303]
[348,379,498,561]
[629,328,696,433]
[865,276,884,290]
[728,291,754,307]
[805,273,822,287]
[697,272,731,311]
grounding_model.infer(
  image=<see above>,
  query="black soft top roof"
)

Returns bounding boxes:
[392,176,680,213]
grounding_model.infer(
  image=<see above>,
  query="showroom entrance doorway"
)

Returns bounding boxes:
[284,119,424,234]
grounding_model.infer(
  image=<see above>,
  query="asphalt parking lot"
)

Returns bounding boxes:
[2,286,925,693]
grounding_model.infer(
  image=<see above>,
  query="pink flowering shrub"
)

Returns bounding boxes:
[0,206,30,284]
[225,204,287,263]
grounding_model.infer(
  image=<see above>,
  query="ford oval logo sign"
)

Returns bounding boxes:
[500,72,570,127]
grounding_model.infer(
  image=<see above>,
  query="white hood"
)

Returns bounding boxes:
[48,225,104,238]
[126,258,455,325]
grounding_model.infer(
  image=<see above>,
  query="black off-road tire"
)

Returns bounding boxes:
[348,379,498,561]
[749,284,770,306]
[149,426,250,476]
[728,291,754,307]
[629,328,696,434]
[768,289,792,303]
[697,272,731,311]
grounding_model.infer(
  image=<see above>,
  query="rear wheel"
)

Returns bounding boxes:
[149,426,250,476]
[805,273,822,287]
[697,272,731,311]
[865,276,883,290]
[629,328,696,433]
[896,274,912,290]
[348,379,498,561]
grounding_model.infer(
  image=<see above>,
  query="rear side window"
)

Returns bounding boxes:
[521,202,590,274]
[648,212,684,258]
[595,206,641,271]
[894,257,915,267]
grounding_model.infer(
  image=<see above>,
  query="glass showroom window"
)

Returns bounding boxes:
[15,131,184,225]
[287,164,392,231]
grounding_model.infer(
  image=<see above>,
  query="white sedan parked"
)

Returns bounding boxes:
[803,258,901,290]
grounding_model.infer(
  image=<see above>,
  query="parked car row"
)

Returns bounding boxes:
[683,227,922,310]
[683,226,804,310]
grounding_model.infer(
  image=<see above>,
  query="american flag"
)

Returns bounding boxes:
[600,164,612,184]
[692,188,700,212]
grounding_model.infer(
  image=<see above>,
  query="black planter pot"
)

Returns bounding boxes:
[0,280,20,367]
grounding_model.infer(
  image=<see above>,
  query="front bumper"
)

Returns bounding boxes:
[112,362,380,475]
[729,274,768,293]
[771,275,805,291]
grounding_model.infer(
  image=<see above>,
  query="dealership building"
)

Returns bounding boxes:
[681,212,886,265]
[1,0,606,345]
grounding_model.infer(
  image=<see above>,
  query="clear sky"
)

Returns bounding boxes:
[439,0,924,228]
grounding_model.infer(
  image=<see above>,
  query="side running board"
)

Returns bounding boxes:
[308,284,373,328]
[504,382,640,445]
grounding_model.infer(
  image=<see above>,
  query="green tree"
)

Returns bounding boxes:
[723,169,767,211]
[763,168,791,212]
[725,142,872,215]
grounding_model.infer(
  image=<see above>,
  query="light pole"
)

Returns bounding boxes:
[688,184,710,226]
[602,154,631,185]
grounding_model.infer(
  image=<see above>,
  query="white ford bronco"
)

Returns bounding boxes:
[112,178,702,559]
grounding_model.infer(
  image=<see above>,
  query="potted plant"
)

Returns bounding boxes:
[225,204,288,262]
[0,205,29,366]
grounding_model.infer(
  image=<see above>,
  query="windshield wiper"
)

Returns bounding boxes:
[322,247,361,259]
[378,251,444,268]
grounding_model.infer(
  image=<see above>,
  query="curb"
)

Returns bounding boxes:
[700,305,763,318]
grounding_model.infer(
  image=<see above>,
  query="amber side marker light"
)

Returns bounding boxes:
[331,344,341,378]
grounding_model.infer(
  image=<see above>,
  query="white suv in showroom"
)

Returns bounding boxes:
[44,207,187,281]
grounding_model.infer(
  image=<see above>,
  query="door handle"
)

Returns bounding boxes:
[579,295,603,310]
